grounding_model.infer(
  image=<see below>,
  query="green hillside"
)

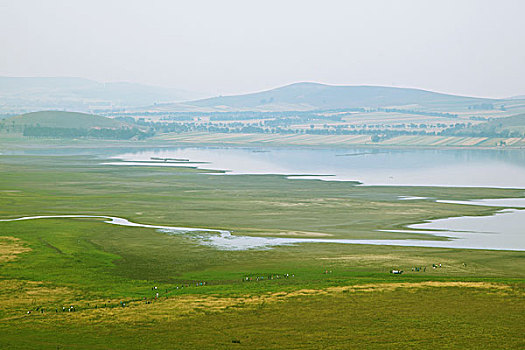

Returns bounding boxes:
[447,113,525,138]
[1,110,127,129]
[0,111,153,140]
[478,113,525,134]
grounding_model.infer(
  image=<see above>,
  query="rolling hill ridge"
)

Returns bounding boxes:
[148,82,499,112]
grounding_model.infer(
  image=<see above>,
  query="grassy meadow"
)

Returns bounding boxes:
[0,145,524,349]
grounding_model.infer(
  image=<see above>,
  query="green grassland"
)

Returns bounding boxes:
[0,150,524,349]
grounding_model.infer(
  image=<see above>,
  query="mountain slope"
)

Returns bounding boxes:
[149,82,498,112]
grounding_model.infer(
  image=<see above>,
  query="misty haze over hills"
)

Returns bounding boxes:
[0,76,205,114]
[2,77,523,115]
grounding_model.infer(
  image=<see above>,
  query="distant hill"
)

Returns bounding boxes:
[147,82,499,112]
[2,111,128,129]
[0,76,206,113]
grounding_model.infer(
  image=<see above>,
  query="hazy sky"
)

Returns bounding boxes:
[1,0,524,98]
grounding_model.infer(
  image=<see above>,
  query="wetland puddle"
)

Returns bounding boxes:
[2,198,524,251]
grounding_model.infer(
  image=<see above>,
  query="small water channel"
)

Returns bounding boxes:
[2,198,524,251]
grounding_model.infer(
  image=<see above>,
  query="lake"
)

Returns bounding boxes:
[108,146,525,187]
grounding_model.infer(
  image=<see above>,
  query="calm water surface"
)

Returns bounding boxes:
[109,147,525,187]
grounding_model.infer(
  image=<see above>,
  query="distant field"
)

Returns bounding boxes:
[154,131,525,148]
[2,108,525,148]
